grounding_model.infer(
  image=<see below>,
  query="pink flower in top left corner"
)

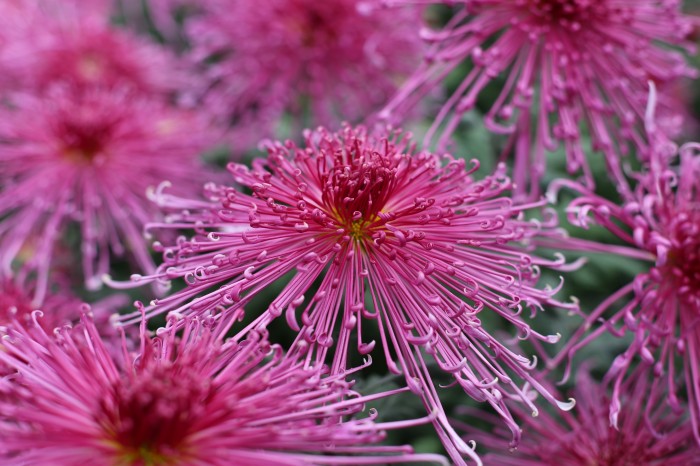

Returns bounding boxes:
[0,0,184,97]
[0,86,210,296]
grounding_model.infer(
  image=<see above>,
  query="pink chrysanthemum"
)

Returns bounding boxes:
[181,0,424,152]
[0,311,446,465]
[380,0,696,196]
[0,0,182,96]
[458,366,700,465]
[0,86,210,300]
[120,125,577,463]
[548,110,700,444]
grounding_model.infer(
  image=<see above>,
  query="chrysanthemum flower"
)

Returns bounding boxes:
[0,310,447,465]
[380,0,696,196]
[119,125,576,463]
[458,366,700,465]
[0,86,210,298]
[0,0,182,96]
[547,108,700,444]
[180,0,424,152]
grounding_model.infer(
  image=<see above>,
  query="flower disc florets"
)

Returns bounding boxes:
[523,0,609,26]
[656,204,700,308]
[321,146,397,242]
[101,356,212,464]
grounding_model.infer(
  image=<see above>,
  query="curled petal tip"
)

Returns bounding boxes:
[86,276,103,291]
[102,274,144,290]
[557,397,576,411]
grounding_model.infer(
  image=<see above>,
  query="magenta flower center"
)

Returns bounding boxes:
[276,1,352,48]
[545,423,665,465]
[0,285,33,324]
[590,426,659,465]
[666,211,700,305]
[320,148,396,241]
[58,117,115,162]
[287,8,335,47]
[99,362,212,464]
[524,0,610,25]
[74,52,108,82]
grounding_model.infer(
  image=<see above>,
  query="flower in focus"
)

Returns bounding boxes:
[0,86,211,296]
[548,117,700,443]
[0,0,183,97]
[180,0,424,153]
[124,125,577,463]
[380,0,696,197]
[0,310,446,465]
[459,366,700,465]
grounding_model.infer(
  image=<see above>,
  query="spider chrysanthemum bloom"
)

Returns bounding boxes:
[181,0,424,153]
[459,366,700,465]
[122,125,576,463]
[0,311,447,465]
[0,86,211,299]
[380,0,696,196]
[0,0,182,97]
[548,126,700,443]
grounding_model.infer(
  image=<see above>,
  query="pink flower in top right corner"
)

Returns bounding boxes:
[548,119,700,445]
[380,0,697,197]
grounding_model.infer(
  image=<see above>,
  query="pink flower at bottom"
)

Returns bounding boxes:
[458,366,700,465]
[0,311,446,465]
